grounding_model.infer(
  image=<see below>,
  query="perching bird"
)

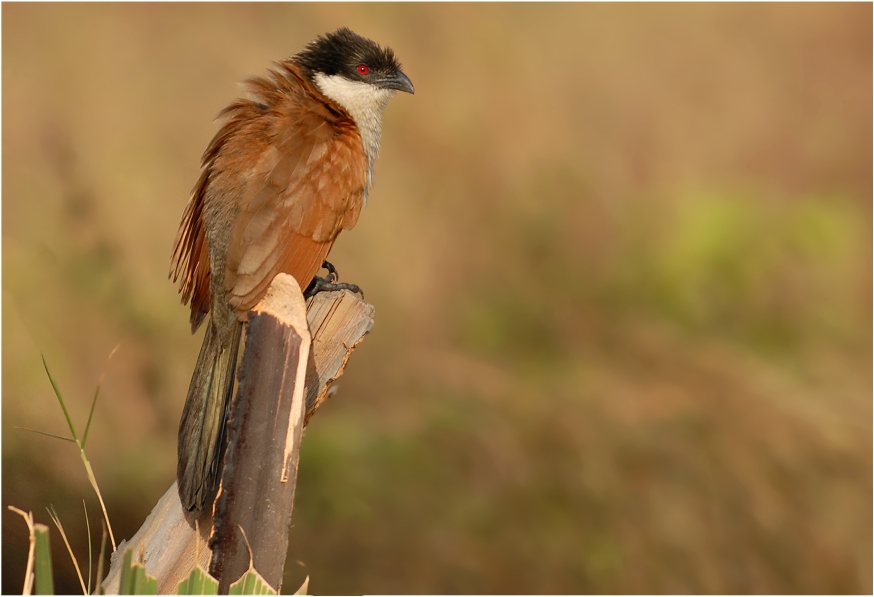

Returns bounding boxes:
[170,28,413,511]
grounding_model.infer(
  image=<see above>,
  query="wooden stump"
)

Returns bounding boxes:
[100,275,374,594]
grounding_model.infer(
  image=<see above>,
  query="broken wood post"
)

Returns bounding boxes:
[100,275,374,594]
[209,274,310,592]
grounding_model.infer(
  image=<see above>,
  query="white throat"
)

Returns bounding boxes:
[313,72,396,189]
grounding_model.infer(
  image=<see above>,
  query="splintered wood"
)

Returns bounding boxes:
[304,288,375,423]
[101,278,374,594]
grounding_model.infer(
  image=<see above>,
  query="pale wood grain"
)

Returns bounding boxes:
[101,280,373,594]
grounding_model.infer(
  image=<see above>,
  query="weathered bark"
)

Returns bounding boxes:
[100,277,374,594]
[210,275,311,592]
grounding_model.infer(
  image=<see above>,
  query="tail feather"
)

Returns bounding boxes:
[177,321,243,511]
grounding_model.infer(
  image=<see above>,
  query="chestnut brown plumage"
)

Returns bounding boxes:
[170,28,413,511]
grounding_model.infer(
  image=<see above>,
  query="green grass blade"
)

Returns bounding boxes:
[46,505,87,594]
[118,548,134,595]
[38,353,117,550]
[41,354,79,442]
[117,547,158,595]
[131,565,145,593]
[33,524,54,595]
[94,522,108,595]
[82,385,101,449]
[177,567,219,595]
[84,500,93,595]
[83,345,119,449]
[228,569,276,595]
[132,562,158,594]
[14,426,76,442]
[142,574,159,594]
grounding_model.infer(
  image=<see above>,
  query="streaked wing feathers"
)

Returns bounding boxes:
[170,61,368,321]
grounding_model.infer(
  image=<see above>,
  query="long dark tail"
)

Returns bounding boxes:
[177,320,243,511]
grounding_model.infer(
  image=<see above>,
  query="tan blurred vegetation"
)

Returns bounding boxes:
[2,3,871,594]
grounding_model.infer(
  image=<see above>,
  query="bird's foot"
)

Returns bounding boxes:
[304,261,365,299]
[321,260,340,284]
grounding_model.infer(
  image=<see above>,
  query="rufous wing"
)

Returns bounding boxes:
[221,67,368,314]
[171,62,368,324]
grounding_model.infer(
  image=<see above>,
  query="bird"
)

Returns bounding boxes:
[169,28,413,511]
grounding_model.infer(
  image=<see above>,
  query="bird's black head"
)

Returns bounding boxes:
[295,27,414,94]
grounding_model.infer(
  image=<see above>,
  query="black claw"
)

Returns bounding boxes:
[305,263,365,299]
[321,260,339,283]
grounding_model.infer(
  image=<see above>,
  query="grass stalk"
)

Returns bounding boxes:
[38,353,118,551]
[33,524,54,595]
[84,501,93,595]
[47,505,87,594]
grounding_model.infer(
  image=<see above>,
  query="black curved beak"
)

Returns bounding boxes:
[380,70,415,94]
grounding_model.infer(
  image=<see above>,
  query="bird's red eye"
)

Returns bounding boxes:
[356,64,369,75]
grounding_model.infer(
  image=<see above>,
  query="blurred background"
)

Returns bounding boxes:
[3,3,871,594]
